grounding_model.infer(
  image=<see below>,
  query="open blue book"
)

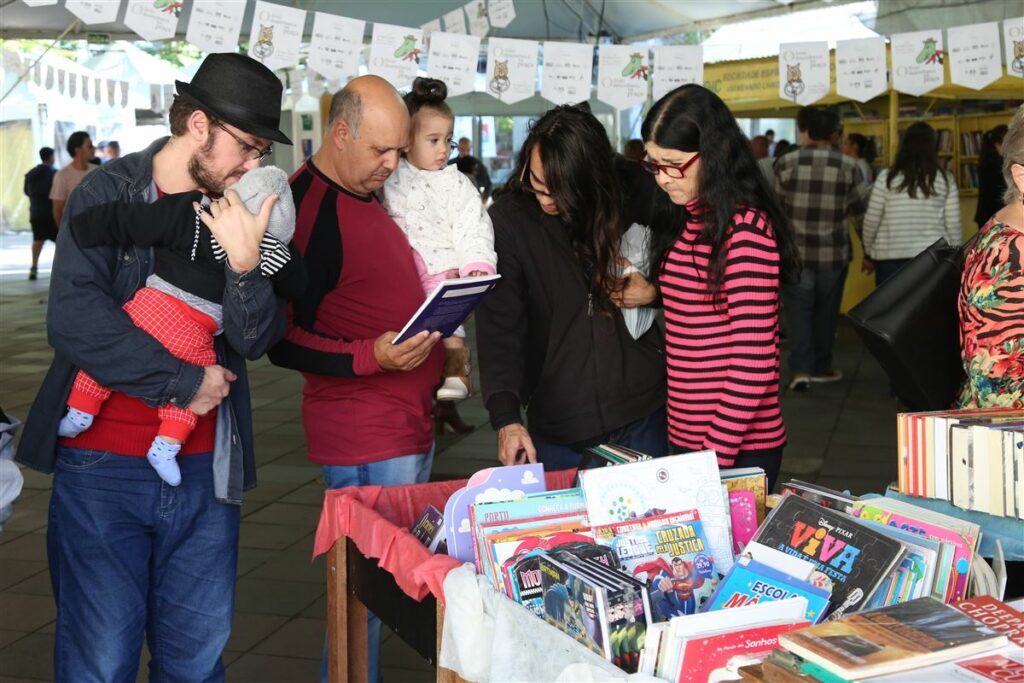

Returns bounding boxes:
[392,273,501,344]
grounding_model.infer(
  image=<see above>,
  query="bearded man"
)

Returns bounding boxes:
[16,53,291,681]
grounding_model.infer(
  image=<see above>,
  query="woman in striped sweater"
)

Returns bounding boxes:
[612,84,799,489]
[861,122,961,285]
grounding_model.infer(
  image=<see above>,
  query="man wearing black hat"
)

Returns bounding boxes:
[16,53,291,681]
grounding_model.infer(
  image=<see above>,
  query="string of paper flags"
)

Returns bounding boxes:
[13,0,1024,111]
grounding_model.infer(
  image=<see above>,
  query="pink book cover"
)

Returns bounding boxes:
[853,502,976,602]
[729,490,758,554]
[674,621,809,683]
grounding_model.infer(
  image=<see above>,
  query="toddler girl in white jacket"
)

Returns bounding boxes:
[381,77,497,402]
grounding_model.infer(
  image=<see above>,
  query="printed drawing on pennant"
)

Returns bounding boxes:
[783,63,805,102]
[621,52,650,81]
[489,60,510,97]
[252,24,275,61]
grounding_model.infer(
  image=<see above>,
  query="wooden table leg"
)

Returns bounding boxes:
[327,539,368,683]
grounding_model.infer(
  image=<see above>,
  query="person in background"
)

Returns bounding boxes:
[105,140,121,162]
[773,106,869,392]
[23,146,57,280]
[614,85,799,490]
[477,103,667,471]
[842,132,877,186]
[975,124,1009,228]
[623,138,646,162]
[765,128,776,157]
[451,136,493,201]
[773,139,793,160]
[959,106,1024,409]
[861,122,961,286]
[751,135,774,182]
[49,131,95,228]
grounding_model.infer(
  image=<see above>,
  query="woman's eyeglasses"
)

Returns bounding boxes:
[214,121,273,162]
[638,153,700,179]
[519,165,553,198]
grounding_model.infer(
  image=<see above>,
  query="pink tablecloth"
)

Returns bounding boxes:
[313,470,578,604]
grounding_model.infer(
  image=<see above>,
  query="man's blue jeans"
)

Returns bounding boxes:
[48,448,239,683]
[533,406,669,471]
[781,267,849,375]
[320,447,434,683]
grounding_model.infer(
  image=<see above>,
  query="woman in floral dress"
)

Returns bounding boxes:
[959,105,1024,409]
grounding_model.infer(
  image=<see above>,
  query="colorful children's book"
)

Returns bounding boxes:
[721,466,768,524]
[537,553,612,660]
[852,497,979,603]
[444,463,546,564]
[593,509,717,621]
[579,450,734,573]
[705,556,832,624]
[728,489,760,554]
[779,597,1009,680]
[750,494,906,620]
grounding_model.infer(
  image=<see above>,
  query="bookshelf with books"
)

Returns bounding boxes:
[957,111,1017,204]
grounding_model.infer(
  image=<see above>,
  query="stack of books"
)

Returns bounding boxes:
[896,408,1023,518]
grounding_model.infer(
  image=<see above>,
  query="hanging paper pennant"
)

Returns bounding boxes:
[778,42,829,105]
[22,0,58,6]
[597,44,649,110]
[33,63,42,87]
[150,83,163,110]
[1004,16,1024,79]
[488,0,515,29]
[108,80,117,107]
[835,37,887,103]
[121,81,130,108]
[486,37,537,104]
[82,75,90,101]
[652,45,703,100]
[68,73,77,99]
[369,23,424,89]
[44,65,53,90]
[891,30,945,96]
[947,22,1001,90]
[56,69,66,95]
[442,7,467,34]
[541,41,592,106]
[94,77,102,104]
[464,0,489,37]
[308,13,365,81]
[420,18,442,41]
[124,0,180,43]
[247,1,306,71]
[186,0,246,54]
[427,31,480,97]
[64,0,121,25]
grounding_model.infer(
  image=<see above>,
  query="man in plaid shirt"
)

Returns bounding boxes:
[773,107,870,392]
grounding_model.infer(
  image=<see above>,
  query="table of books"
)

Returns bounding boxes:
[312,469,612,683]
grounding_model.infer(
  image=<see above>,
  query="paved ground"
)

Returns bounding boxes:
[0,267,900,682]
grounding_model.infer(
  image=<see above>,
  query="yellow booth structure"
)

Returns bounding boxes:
[704,51,1022,312]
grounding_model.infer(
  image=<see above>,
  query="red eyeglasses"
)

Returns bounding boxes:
[638,153,700,179]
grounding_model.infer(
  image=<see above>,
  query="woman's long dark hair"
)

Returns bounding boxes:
[508,103,622,304]
[887,122,944,198]
[642,84,800,300]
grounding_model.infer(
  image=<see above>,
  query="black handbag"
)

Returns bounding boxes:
[847,238,970,410]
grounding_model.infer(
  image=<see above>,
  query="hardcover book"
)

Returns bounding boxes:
[751,494,906,619]
[392,273,500,344]
[579,451,734,573]
[779,597,1008,680]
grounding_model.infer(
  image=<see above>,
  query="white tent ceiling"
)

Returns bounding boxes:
[0,0,851,42]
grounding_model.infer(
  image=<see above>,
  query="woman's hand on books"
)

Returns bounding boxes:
[197,191,278,273]
[373,330,442,372]
[610,268,657,309]
[497,423,536,466]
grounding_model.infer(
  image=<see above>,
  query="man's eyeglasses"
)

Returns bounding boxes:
[639,153,700,179]
[214,122,272,162]
[519,165,553,198]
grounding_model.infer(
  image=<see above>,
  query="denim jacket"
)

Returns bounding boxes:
[15,137,286,504]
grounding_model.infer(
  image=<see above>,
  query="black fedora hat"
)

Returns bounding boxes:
[175,53,292,145]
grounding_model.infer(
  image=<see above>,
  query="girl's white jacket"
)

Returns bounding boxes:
[381,159,497,277]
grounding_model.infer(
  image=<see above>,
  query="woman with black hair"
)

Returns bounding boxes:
[476,104,667,471]
[842,132,877,186]
[612,84,800,490]
[975,124,1009,228]
[862,122,961,285]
